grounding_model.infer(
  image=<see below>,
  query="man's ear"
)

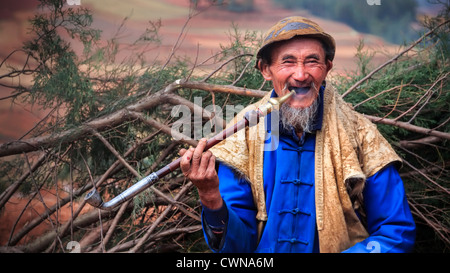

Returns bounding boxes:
[260,62,273,81]
[326,60,333,73]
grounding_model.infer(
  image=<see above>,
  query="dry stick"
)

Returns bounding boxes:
[0,152,48,209]
[80,219,113,252]
[7,147,71,246]
[68,161,75,243]
[8,123,163,249]
[47,136,134,251]
[408,199,450,247]
[402,159,450,195]
[92,129,140,178]
[165,94,226,129]
[18,106,58,141]
[94,139,173,252]
[90,131,163,252]
[395,143,448,183]
[93,128,200,250]
[0,88,170,157]
[202,53,253,82]
[398,136,444,149]
[380,81,404,119]
[129,111,198,147]
[353,84,414,109]
[151,187,201,222]
[93,202,129,253]
[8,185,84,246]
[146,142,179,174]
[31,156,66,253]
[342,19,450,98]
[91,130,144,252]
[129,181,194,253]
[8,172,47,246]
[364,114,450,141]
[44,150,98,253]
[391,73,446,122]
[182,80,267,98]
[105,187,190,252]
[18,206,116,253]
[232,57,254,86]
[407,72,449,123]
[400,162,450,179]
[0,81,265,157]
[106,225,202,253]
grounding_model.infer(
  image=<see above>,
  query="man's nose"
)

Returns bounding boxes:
[292,65,309,82]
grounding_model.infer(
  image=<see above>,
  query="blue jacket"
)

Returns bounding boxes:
[202,88,416,253]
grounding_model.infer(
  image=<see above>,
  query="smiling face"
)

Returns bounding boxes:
[260,37,333,108]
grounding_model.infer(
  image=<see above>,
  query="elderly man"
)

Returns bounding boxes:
[179,16,416,253]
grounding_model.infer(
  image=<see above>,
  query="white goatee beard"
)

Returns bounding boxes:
[280,84,319,133]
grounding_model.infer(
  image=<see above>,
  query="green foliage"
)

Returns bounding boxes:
[201,24,268,109]
[337,24,449,142]
[21,0,100,125]
[332,6,449,252]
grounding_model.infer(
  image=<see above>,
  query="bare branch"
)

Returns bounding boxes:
[342,19,450,98]
[365,114,450,141]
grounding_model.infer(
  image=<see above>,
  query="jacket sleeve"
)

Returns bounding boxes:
[343,164,416,253]
[202,162,258,253]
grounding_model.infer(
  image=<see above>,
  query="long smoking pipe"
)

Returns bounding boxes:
[84,90,295,210]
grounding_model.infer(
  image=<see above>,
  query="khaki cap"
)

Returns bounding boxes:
[256,16,336,65]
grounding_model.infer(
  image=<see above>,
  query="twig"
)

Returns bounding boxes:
[129,182,194,253]
[342,19,450,98]
[0,153,48,210]
[398,136,444,149]
[407,72,448,123]
[0,80,266,157]
[105,224,202,253]
[381,81,404,119]
[408,199,450,247]
[353,84,415,109]
[402,159,450,195]
[202,53,253,82]
[232,57,254,85]
[92,129,139,178]
[365,114,450,141]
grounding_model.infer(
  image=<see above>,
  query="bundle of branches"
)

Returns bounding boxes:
[0,0,448,253]
[336,6,450,251]
[0,0,264,253]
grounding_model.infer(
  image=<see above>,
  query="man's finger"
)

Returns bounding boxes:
[179,148,194,176]
[198,150,212,174]
[206,154,217,179]
[191,138,207,170]
[179,148,187,156]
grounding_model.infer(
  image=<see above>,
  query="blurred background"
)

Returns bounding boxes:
[0,0,441,142]
[0,0,442,142]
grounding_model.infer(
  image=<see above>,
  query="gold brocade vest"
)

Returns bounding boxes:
[209,84,402,253]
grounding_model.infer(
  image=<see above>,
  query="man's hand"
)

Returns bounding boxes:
[179,138,223,210]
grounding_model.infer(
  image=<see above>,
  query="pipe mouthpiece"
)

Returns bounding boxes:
[278,89,295,105]
[85,189,104,208]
